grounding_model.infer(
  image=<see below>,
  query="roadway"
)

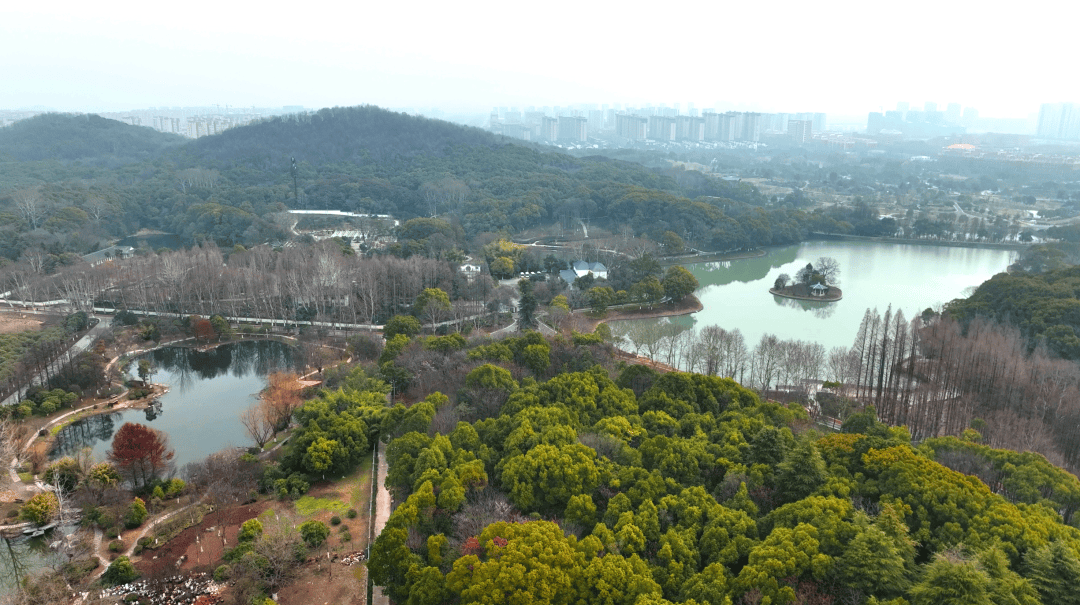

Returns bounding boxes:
[0,314,110,408]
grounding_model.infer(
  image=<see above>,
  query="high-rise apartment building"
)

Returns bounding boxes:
[720,112,742,141]
[703,112,721,140]
[788,120,812,143]
[615,114,648,140]
[557,116,588,142]
[1037,103,1080,140]
[648,116,676,141]
[501,123,531,141]
[742,113,762,142]
[540,117,558,141]
[676,116,705,141]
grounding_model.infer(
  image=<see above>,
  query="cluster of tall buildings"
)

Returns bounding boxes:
[866,101,977,138]
[1036,103,1080,141]
[489,103,826,144]
[175,115,253,138]
[97,105,304,139]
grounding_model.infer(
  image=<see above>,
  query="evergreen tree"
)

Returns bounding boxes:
[1023,541,1080,605]
[909,553,992,605]
[774,440,827,504]
[517,278,538,329]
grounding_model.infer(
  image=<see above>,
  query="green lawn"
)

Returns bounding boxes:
[292,450,374,521]
[294,495,349,516]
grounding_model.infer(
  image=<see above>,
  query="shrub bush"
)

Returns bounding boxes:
[97,512,115,529]
[102,556,138,586]
[330,515,341,526]
[238,519,263,543]
[19,492,58,525]
[125,498,148,529]
[340,530,351,542]
[163,478,185,498]
[299,520,329,548]
[61,557,99,582]
[109,540,124,553]
[213,564,231,582]
[346,508,357,519]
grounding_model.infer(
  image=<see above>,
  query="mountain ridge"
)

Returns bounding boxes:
[0,112,185,163]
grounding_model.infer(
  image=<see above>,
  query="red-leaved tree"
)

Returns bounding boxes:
[193,319,216,343]
[107,423,175,489]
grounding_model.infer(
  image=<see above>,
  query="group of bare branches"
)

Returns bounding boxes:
[4,240,519,330]
[827,308,1080,469]
[240,372,302,449]
[616,322,825,394]
[615,305,1080,471]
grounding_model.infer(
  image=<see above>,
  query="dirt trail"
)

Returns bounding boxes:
[370,441,390,605]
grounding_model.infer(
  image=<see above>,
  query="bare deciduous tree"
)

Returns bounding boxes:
[239,404,275,449]
[263,372,302,431]
[13,190,46,230]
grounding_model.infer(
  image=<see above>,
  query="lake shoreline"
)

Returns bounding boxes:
[809,232,1032,251]
[769,286,843,302]
[31,385,168,465]
[605,240,1014,355]
[658,249,766,266]
[45,339,300,471]
[580,295,704,332]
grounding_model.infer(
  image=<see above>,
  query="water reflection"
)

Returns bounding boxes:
[692,246,799,288]
[613,241,1014,354]
[772,295,837,319]
[0,526,76,597]
[52,412,120,459]
[50,340,296,469]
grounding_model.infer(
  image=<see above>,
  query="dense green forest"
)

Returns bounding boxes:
[338,330,1080,605]
[0,113,185,164]
[945,251,1080,360]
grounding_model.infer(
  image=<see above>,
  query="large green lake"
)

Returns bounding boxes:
[614,241,1016,353]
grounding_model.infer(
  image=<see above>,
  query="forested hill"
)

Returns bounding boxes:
[0,113,185,163]
[167,105,784,242]
[945,263,1080,359]
[181,105,509,171]
[0,104,818,260]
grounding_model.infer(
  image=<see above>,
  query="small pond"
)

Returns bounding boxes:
[0,524,79,597]
[50,340,296,470]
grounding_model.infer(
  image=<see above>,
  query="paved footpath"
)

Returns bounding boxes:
[371,440,391,605]
[1,315,110,408]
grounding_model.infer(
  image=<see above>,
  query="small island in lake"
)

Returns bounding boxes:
[769,257,843,302]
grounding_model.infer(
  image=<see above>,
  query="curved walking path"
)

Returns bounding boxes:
[92,527,110,573]
[92,494,209,580]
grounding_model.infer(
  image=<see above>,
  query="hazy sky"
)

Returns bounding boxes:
[2,0,1073,118]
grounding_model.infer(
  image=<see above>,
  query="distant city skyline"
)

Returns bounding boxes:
[3,1,1073,121]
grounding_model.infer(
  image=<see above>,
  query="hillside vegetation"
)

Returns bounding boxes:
[945,263,1080,360]
[0,113,185,163]
[355,333,1080,605]
[0,105,823,262]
